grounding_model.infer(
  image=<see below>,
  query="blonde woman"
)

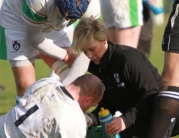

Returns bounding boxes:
[72,17,173,138]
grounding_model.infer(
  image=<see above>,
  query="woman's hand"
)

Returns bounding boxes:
[106,117,126,134]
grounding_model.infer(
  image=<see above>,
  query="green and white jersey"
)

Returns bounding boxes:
[0,0,101,31]
[0,0,68,31]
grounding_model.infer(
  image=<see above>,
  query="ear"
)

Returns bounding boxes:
[83,96,93,106]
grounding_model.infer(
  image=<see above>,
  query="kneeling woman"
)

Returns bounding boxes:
[72,17,173,138]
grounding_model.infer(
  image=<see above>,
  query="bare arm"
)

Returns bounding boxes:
[39,47,77,68]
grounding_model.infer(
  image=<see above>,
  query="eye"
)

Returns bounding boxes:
[90,47,95,52]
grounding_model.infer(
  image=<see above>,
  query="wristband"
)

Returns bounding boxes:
[52,60,69,74]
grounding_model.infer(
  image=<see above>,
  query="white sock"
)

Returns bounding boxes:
[51,60,70,82]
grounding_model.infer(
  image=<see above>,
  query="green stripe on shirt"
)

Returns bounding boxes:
[129,0,139,26]
[0,26,7,59]
[23,0,46,23]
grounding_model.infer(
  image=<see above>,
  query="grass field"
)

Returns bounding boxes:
[0,17,178,137]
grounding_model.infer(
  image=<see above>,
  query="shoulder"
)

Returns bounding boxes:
[25,0,54,11]
[26,77,62,95]
[111,45,149,72]
[113,45,145,61]
[22,0,55,23]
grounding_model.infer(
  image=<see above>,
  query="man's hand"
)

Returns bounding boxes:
[106,117,126,134]
[39,47,77,68]
[62,47,78,66]
[84,113,98,127]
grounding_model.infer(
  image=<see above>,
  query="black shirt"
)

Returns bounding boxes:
[89,41,161,138]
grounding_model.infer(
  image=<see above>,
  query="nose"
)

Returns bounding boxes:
[85,51,93,59]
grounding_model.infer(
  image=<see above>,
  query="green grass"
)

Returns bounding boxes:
[149,23,165,74]
[0,59,51,115]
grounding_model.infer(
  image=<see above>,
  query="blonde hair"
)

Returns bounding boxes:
[72,17,109,53]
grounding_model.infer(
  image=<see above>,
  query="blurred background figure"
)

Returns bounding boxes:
[138,0,164,58]
[99,0,143,48]
[137,1,154,58]
[0,0,2,6]
[164,0,172,21]
[99,0,164,59]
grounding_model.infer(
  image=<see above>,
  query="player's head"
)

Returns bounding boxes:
[71,74,104,112]
[55,0,100,20]
[72,17,109,65]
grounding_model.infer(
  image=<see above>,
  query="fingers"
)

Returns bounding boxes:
[106,117,126,134]
[106,121,122,134]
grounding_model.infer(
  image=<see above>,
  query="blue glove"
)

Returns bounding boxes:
[55,0,90,19]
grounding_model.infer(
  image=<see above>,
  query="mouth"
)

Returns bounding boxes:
[92,58,99,63]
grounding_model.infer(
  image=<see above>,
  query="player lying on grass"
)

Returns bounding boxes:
[0,74,104,138]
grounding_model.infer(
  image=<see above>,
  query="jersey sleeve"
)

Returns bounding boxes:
[22,0,47,26]
[83,0,101,19]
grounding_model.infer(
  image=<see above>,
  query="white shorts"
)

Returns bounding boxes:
[0,26,71,61]
[99,0,143,28]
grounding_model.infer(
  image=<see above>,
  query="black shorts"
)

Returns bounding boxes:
[162,1,179,52]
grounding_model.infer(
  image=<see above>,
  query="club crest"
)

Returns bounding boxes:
[12,41,21,51]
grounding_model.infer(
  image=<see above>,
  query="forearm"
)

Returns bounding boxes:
[25,23,67,60]
[121,93,157,128]
[39,47,77,68]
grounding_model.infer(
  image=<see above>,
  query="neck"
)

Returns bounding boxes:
[65,84,80,101]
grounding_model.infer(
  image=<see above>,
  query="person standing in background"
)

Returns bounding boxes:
[99,0,143,48]
[137,1,154,58]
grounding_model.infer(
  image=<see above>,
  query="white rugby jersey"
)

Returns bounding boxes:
[0,78,87,138]
[0,0,68,31]
[0,0,100,31]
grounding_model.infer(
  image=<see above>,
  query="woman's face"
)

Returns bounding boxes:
[82,40,108,65]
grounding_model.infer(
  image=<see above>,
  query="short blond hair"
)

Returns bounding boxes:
[72,17,109,53]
